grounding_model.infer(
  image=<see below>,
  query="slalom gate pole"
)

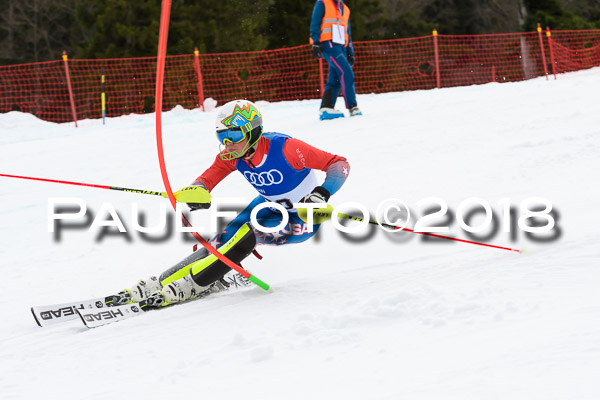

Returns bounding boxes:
[337,212,521,253]
[537,23,549,80]
[153,0,270,291]
[101,67,106,125]
[0,173,167,197]
[62,51,79,127]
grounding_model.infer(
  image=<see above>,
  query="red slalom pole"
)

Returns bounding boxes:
[154,0,270,291]
[193,48,205,111]
[62,51,79,127]
[338,213,521,253]
[546,27,557,80]
[433,29,441,89]
[537,23,549,80]
[0,173,167,197]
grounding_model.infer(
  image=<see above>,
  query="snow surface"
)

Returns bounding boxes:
[1,68,599,400]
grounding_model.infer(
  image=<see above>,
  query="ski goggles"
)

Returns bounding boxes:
[216,117,264,145]
[216,126,247,145]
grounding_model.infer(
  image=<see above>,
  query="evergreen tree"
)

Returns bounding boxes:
[72,0,270,59]
[421,0,466,34]
[2,0,600,65]
[345,0,386,41]
[562,0,600,25]
[522,0,594,31]
[72,0,160,59]
[266,0,314,49]
[420,0,527,34]
[381,11,436,39]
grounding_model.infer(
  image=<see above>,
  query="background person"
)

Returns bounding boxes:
[310,0,362,120]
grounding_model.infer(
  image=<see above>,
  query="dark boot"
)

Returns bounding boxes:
[320,89,334,109]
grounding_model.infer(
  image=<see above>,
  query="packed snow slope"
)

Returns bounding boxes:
[1,68,599,400]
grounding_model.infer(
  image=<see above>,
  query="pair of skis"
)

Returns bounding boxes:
[31,273,253,329]
[31,295,152,328]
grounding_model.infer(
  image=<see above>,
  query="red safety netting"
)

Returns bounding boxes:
[0,60,69,122]
[436,32,547,85]
[69,55,199,119]
[1,29,599,124]
[549,30,600,73]
[353,36,438,93]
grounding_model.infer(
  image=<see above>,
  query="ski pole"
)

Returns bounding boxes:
[0,173,168,198]
[2,172,272,289]
[337,212,521,253]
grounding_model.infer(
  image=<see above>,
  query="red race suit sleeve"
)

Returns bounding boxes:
[283,138,350,196]
[192,154,237,192]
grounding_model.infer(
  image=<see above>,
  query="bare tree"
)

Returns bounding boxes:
[471,0,526,33]
[561,0,600,21]
[379,0,530,34]
[0,0,17,63]
[0,0,75,65]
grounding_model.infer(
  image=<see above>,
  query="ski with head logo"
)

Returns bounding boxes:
[32,271,255,329]
[31,297,110,327]
[76,302,149,328]
[76,272,255,328]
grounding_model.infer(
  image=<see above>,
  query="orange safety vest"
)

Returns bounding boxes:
[312,0,350,46]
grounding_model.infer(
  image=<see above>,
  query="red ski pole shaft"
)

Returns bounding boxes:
[0,173,167,197]
[338,212,521,253]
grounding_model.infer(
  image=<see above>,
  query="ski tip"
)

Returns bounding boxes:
[30,307,43,327]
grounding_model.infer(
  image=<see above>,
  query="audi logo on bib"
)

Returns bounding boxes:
[243,169,284,187]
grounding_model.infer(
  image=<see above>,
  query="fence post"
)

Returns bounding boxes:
[193,48,205,111]
[537,23,549,80]
[546,27,557,80]
[433,29,441,89]
[62,51,78,127]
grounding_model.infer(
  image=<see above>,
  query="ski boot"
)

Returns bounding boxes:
[145,275,211,308]
[349,106,362,117]
[144,275,235,309]
[221,272,252,289]
[319,108,345,120]
[106,276,162,306]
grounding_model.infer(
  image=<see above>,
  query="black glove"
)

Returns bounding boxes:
[300,186,331,204]
[188,202,210,211]
[347,54,355,67]
[311,43,323,59]
[174,184,211,211]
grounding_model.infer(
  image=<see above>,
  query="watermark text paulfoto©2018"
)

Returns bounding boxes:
[47,196,560,243]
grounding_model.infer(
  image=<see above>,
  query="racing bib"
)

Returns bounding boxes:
[332,24,345,45]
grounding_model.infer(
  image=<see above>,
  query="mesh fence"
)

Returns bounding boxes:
[1,29,599,123]
[550,30,600,73]
[437,32,546,85]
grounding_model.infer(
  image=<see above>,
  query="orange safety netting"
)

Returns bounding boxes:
[436,32,547,85]
[549,30,600,73]
[1,29,599,124]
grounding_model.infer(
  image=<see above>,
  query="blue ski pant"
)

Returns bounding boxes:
[321,42,357,109]
[158,196,320,288]
[211,195,321,247]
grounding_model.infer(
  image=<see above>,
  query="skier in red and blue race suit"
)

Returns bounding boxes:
[112,100,350,308]
[193,111,350,247]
